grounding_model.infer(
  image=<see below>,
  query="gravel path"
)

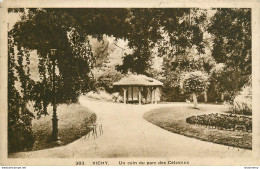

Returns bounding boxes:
[10,97,252,158]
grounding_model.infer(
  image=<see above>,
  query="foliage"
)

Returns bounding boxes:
[208,8,251,100]
[7,8,252,152]
[181,71,209,95]
[112,92,123,102]
[210,66,249,101]
[207,63,225,102]
[229,77,252,115]
[117,9,207,75]
[157,9,210,101]
[229,101,252,116]
[8,8,96,152]
[160,48,213,102]
[8,34,35,153]
[180,71,209,108]
[90,37,111,68]
[96,71,123,93]
[208,9,251,71]
[186,113,252,132]
[160,71,187,102]
[92,39,125,93]
[10,8,210,106]
[10,8,95,119]
[86,90,122,102]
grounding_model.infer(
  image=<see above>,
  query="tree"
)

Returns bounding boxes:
[208,8,251,100]
[92,39,126,93]
[11,8,95,117]
[181,71,209,108]
[8,8,131,151]
[157,9,209,101]
[116,9,207,75]
[8,33,35,152]
[8,8,96,151]
[7,8,211,151]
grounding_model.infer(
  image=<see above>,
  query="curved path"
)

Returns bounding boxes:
[10,97,252,158]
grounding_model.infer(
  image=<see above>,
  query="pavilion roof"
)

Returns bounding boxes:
[113,74,163,86]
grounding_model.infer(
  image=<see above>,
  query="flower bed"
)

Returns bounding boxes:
[144,106,252,149]
[186,113,252,132]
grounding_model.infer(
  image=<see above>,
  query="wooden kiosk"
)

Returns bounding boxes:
[113,74,163,104]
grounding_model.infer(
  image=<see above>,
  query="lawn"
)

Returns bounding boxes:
[31,103,96,151]
[143,104,252,150]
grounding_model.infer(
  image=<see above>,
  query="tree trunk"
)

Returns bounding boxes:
[204,89,208,103]
[193,93,198,108]
[221,94,224,102]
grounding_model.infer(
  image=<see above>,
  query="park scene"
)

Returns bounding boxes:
[8,8,252,158]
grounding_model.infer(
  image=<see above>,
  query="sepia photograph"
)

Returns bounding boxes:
[0,0,260,167]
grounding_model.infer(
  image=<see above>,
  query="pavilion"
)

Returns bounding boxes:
[113,74,163,104]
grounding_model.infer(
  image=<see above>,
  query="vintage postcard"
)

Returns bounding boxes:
[0,0,260,166]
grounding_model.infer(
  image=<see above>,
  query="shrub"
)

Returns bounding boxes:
[186,113,252,132]
[112,92,123,102]
[229,78,252,115]
[181,71,209,108]
[161,85,187,102]
[86,90,113,101]
[161,71,187,102]
[96,70,123,93]
[230,96,252,115]
[86,90,122,102]
[8,85,35,153]
[181,71,209,94]
[8,108,35,153]
[84,113,97,126]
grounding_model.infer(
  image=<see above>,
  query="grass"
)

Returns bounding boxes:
[31,103,96,151]
[143,104,252,150]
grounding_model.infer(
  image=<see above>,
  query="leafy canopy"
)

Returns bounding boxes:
[181,71,209,94]
[208,8,251,100]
